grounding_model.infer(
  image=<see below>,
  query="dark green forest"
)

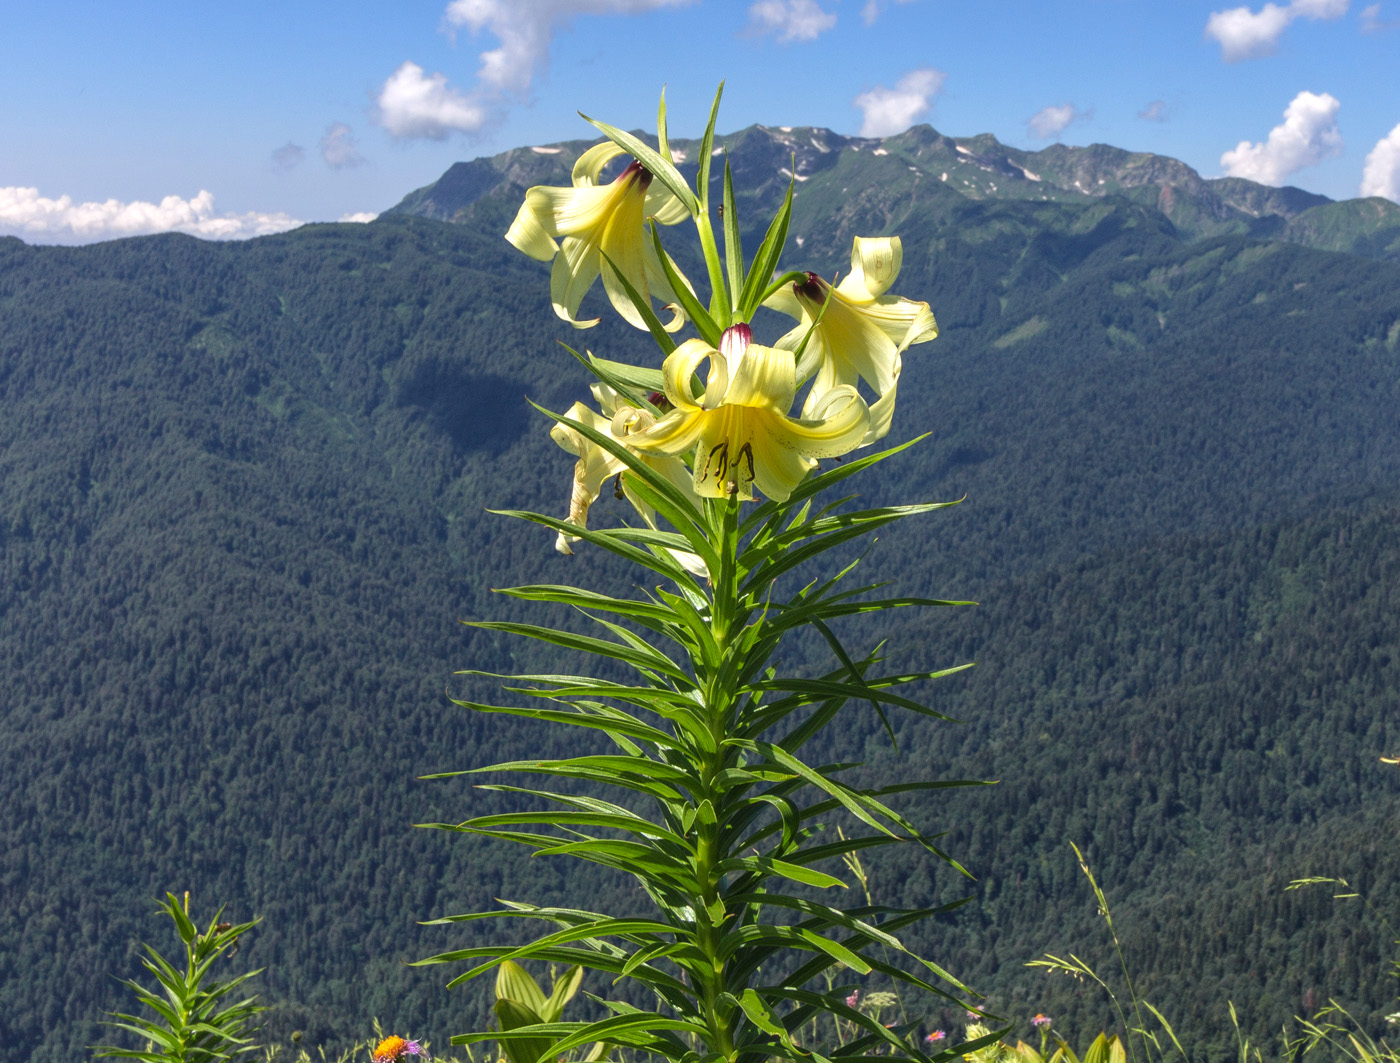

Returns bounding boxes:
[3,134,1400,1063]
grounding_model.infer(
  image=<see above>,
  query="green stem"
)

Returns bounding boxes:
[694,496,743,1062]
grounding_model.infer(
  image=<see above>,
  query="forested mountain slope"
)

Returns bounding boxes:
[2,135,1400,1062]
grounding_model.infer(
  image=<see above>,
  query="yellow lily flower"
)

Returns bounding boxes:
[765,236,937,442]
[629,325,871,502]
[550,383,702,571]
[506,142,692,331]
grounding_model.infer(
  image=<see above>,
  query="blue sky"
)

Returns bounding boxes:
[2,0,1397,243]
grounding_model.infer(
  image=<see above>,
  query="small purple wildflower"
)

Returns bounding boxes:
[845,990,860,1009]
[926,1030,947,1044]
[1032,1014,1053,1029]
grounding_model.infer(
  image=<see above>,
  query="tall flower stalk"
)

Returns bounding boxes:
[418,85,991,1063]
[93,893,262,1063]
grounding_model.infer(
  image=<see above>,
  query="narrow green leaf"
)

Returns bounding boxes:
[753,677,959,723]
[656,88,671,167]
[586,353,665,395]
[555,341,654,412]
[738,988,790,1041]
[464,619,691,685]
[496,583,674,623]
[496,505,698,589]
[721,157,743,312]
[715,855,847,889]
[741,433,932,537]
[650,222,721,345]
[599,249,678,354]
[468,810,689,848]
[578,115,698,215]
[695,82,724,204]
[719,925,871,973]
[455,701,688,753]
[737,174,793,320]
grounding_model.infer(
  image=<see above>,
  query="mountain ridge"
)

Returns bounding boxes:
[386,122,1400,262]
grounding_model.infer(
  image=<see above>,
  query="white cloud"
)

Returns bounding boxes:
[441,0,694,97]
[747,0,837,42]
[379,1,695,140]
[1360,2,1400,29]
[272,143,305,171]
[1205,0,1348,61]
[1027,103,1086,140]
[1205,3,1292,59]
[0,187,301,244]
[1220,90,1342,184]
[1360,122,1400,201]
[853,67,946,137]
[320,122,365,169]
[1138,99,1168,122]
[376,61,490,139]
[859,0,915,26]
[339,211,380,223]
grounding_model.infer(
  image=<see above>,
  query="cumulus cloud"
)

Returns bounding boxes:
[1138,100,1168,122]
[272,143,305,171]
[859,0,915,26]
[1220,90,1342,184]
[853,67,946,138]
[1205,0,1348,61]
[440,0,694,97]
[378,1,695,140]
[0,187,301,245]
[1027,103,1087,140]
[376,61,490,139]
[747,0,837,41]
[1360,122,1400,201]
[320,122,365,169]
[339,211,380,223]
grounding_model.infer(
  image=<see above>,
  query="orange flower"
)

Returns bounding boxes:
[372,1035,425,1062]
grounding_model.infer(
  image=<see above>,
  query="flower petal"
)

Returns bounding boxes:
[551,236,604,329]
[800,289,900,396]
[724,342,796,413]
[839,236,903,300]
[781,384,872,459]
[628,407,709,458]
[504,193,560,262]
[856,293,939,353]
[661,339,719,412]
[762,284,804,322]
[550,402,629,551]
[573,142,626,186]
[861,363,900,445]
[691,406,761,500]
[746,412,820,502]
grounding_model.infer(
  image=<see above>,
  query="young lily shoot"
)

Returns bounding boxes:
[419,85,991,1063]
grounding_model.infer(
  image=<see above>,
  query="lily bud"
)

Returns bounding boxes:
[793,272,826,304]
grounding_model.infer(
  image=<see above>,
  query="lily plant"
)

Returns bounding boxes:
[419,85,994,1063]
